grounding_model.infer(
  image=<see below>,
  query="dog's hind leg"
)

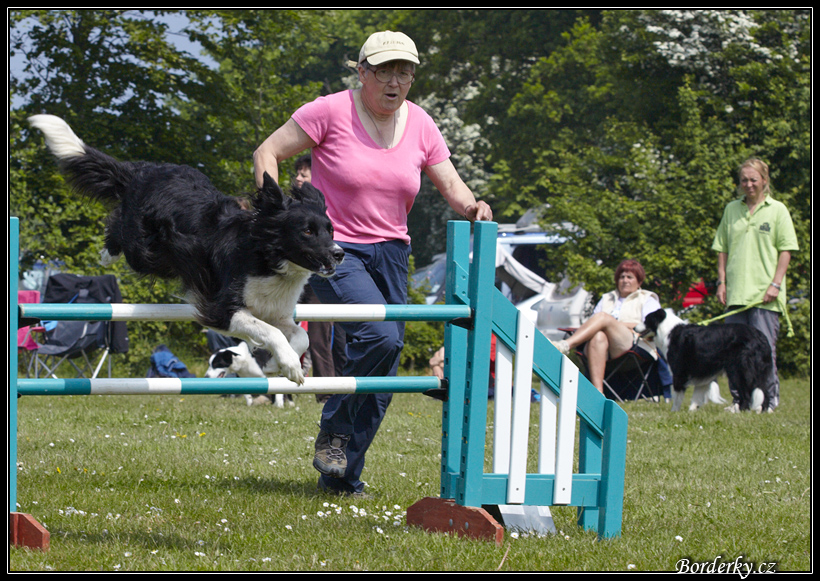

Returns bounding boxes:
[226,309,305,384]
[689,382,712,411]
[671,388,686,412]
[707,381,726,404]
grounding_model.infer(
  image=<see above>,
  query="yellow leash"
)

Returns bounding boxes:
[697,299,794,337]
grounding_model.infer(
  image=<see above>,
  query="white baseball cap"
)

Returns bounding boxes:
[347,31,419,67]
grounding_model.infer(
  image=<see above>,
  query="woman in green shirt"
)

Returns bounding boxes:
[712,159,799,411]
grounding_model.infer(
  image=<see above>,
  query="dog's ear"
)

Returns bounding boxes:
[291,182,327,209]
[254,172,289,213]
[210,349,237,369]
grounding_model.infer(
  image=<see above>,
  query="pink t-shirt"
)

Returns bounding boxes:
[292,90,450,244]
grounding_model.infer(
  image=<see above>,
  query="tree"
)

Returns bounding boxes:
[10,9,211,271]
[491,9,811,374]
[177,10,331,194]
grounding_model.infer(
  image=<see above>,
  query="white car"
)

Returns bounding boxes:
[412,223,591,341]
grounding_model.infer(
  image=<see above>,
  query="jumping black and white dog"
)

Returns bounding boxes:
[636,309,771,412]
[29,115,344,384]
[205,342,294,408]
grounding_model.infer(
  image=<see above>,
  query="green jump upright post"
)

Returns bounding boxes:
[437,219,497,505]
[9,217,50,550]
[408,220,506,544]
[456,221,497,507]
[439,220,471,500]
[9,218,19,515]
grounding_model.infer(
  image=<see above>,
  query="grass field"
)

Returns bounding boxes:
[10,374,811,572]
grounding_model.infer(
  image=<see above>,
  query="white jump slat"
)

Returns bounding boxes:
[507,313,535,504]
[538,380,558,474]
[553,356,578,505]
[492,341,514,474]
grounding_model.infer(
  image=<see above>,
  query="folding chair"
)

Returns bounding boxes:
[33,320,108,378]
[559,328,661,403]
[30,273,128,379]
[597,343,658,402]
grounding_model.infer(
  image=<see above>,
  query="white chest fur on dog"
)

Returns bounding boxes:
[243,266,310,352]
[226,266,312,382]
[244,265,310,326]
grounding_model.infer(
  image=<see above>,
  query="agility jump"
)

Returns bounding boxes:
[10,218,627,549]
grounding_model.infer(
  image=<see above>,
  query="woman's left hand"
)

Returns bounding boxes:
[763,284,780,304]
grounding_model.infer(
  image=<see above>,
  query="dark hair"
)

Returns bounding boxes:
[614,259,645,286]
[295,153,311,172]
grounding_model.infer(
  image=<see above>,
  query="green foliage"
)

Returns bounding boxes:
[9,10,810,376]
[401,256,444,372]
[490,10,811,376]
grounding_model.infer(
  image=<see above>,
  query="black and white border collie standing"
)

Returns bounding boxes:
[636,309,770,412]
[205,342,294,408]
[29,115,344,384]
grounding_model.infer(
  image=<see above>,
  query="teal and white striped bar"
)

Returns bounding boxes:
[17,376,442,396]
[19,303,471,323]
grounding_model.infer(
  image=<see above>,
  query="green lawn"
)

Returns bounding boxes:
[10,376,811,571]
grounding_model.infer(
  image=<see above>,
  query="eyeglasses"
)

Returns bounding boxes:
[367,65,415,85]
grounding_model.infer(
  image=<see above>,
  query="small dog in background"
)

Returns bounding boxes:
[206,342,295,408]
[637,309,771,413]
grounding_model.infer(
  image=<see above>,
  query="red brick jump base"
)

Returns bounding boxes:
[406,497,504,546]
[9,513,50,551]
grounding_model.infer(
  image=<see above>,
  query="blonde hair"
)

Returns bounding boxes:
[738,158,771,195]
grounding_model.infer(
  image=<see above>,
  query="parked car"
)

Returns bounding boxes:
[411,223,592,341]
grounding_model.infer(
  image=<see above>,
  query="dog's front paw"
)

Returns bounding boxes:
[277,351,305,385]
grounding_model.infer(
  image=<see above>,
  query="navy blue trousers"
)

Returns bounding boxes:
[309,240,410,494]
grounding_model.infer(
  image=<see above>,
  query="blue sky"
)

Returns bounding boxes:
[10,10,216,109]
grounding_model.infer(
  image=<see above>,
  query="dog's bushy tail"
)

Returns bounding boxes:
[29,114,133,204]
[750,388,765,413]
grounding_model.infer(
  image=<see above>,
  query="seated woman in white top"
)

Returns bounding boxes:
[553,259,661,393]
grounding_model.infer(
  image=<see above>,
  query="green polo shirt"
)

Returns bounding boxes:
[712,195,799,313]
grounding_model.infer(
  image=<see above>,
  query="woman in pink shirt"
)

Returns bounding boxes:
[254,31,492,497]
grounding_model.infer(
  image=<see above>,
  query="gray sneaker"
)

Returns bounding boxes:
[313,430,350,478]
